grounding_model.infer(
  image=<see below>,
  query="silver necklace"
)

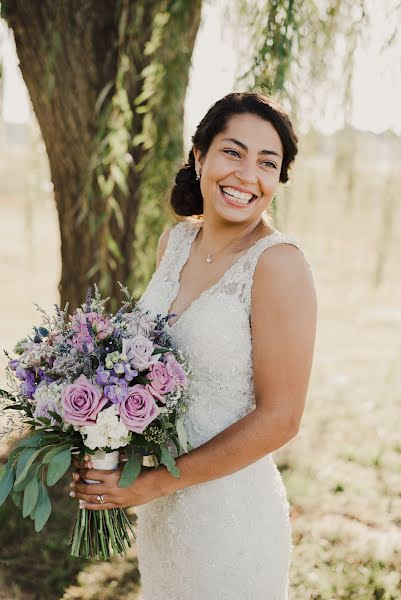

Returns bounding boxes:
[200,224,256,264]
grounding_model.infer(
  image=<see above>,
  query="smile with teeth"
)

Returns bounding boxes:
[221,186,256,206]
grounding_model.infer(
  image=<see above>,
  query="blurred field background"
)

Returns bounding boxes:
[1,1,401,599]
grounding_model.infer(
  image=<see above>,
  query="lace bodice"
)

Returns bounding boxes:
[138,220,306,450]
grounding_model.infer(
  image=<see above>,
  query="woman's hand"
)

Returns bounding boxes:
[70,453,166,510]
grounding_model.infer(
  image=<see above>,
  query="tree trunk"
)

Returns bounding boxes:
[5,0,202,310]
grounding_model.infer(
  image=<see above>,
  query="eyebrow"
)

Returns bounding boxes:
[221,137,282,158]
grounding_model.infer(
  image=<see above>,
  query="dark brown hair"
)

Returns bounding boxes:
[169,92,298,218]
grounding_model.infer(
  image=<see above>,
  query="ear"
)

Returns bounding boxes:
[193,147,203,172]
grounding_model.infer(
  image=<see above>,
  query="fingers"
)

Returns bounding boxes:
[72,454,93,470]
[71,480,106,496]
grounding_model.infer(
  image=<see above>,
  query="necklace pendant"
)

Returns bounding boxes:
[206,254,213,263]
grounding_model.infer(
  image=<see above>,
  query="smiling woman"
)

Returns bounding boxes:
[122,92,317,599]
[76,92,317,600]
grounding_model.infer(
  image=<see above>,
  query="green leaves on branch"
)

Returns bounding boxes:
[0,439,73,532]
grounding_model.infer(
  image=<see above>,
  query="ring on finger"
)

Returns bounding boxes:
[96,494,105,504]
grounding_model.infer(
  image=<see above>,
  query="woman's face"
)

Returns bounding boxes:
[194,113,283,225]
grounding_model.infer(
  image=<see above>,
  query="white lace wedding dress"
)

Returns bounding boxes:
[135,219,307,600]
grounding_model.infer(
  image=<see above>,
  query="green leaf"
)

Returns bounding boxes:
[46,447,71,486]
[160,446,180,478]
[34,484,52,532]
[15,447,42,486]
[23,475,39,518]
[42,443,71,465]
[119,449,141,488]
[36,416,51,426]
[170,435,180,456]
[0,464,15,506]
[11,490,22,507]
[14,432,44,449]
[176,417,188,453]
[0,463,6,481]
[47,410,63,424]
[13,462,39,492]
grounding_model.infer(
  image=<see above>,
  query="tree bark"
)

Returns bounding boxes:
[5,0,202,310]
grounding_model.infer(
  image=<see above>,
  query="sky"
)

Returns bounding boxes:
[1,1,401,143]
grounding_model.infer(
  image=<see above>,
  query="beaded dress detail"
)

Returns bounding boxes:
[135,220,308,600]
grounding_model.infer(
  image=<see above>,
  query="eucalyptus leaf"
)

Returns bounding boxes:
[119,450,141,488]
[46,447,71,486]
[13,462,39,492]
[14,432,43,449]
[0,464,15,506]
[160,446,180,478]
[11,489,22,507]
[23,476,39,518]
[15,447,42,486]
[34,484,52,532]
[42,443,71,465]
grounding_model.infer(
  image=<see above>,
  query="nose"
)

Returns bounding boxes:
[234,159,258,184]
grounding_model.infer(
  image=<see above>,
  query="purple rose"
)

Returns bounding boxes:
[118,384,160,433]
[164,353,187,387]
[146,362,176,403]
[122,335,160,371]
[61,374,107,426]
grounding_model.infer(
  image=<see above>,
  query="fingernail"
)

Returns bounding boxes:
[69,491,75,498]
[69,482,74,488]
[79,500,86,509]
[84,454,90,461]
[73,473,79,481]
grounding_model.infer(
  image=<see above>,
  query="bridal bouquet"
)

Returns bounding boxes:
[0,285,191,560]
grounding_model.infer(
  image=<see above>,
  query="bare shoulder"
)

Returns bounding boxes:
[156,226,175,269]
[252,241,317,315]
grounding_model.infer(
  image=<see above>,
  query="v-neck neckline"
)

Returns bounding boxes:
[166,222,279,330]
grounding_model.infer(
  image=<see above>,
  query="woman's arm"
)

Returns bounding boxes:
[158,242,317,496]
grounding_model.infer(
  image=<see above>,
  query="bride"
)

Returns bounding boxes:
[71,92,317,599]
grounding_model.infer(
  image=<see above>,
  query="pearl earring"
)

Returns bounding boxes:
[195,169,200,180]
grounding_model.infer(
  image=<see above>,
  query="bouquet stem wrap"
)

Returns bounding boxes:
[69,449,135,560]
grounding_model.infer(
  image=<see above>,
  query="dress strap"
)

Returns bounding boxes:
[241,232,312,314]
[158,220,199,280]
